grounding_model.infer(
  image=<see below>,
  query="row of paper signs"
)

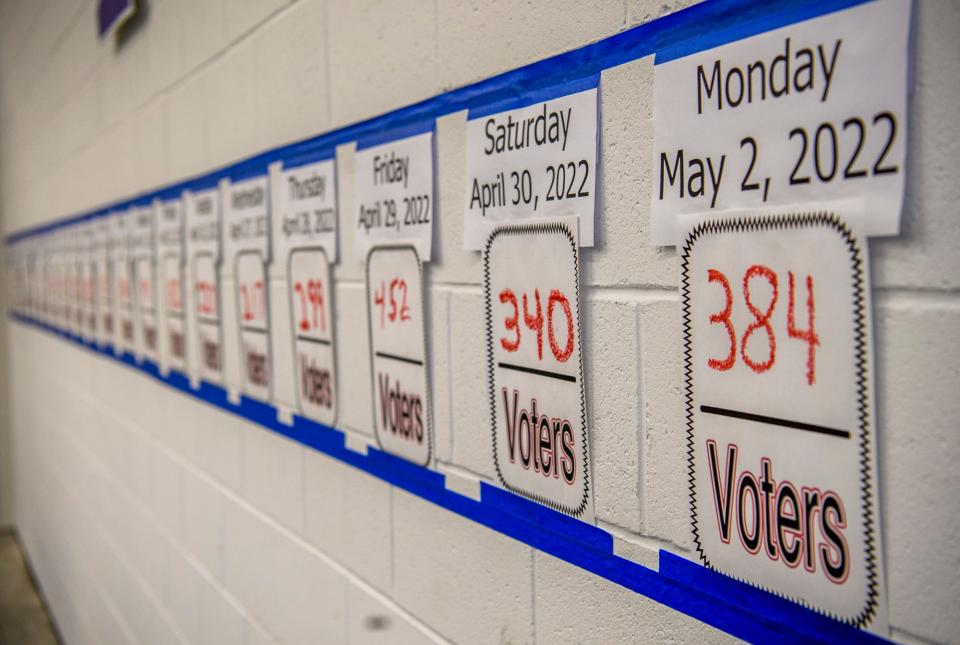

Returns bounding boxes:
[3,1,909,633]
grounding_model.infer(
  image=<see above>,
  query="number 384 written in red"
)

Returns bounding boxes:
[706,265,818,385]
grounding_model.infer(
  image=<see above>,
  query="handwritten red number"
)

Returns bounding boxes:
[787,271,819,385]
[240,281,264,322]
[523,290,544,359]
[297,279,326,332]
[309,280,325,332]
[547,290,574,362]
[499,289,520,352]
[167,278,181,312]
[741,265,778,373]
[196,281,216,316]
[295,281,309,330]
[707,269,736,371]
[374,278,410,329]
[373,282,385,327]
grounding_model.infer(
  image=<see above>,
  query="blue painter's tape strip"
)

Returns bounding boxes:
[652,0,869,64]
[280,146,337,171]
[7,311,892,644]
[467,73,600,120]
[658,551,889,643]
[227,161,270,184]
[355,118,436,151]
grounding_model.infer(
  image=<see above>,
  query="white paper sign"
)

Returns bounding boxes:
[651,0,910,245]
[61,230,80,336]
[111,211,136,355]
[288,249,336,425]
[47,236,63,327]
[355,132,434,261]
[366,246,432,465]
[185,188,223,384]
[483,220,593,520]
[270,158,340,425]
[76,223,97,340]
[131,207,159,362]
[24,239,40,318]
[681,211,884,627]
[224,176,272,400]
[94,219,113,347]
[236,251,270,400]
[271,159,338,263]
[464,87,598,249]
[157,198,186,374]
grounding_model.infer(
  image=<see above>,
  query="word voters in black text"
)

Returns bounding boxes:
[288,248,336,426]
[366,246,431,465]
[483,220,593,521]
[355,132,435,261]
[650,0,909,245]
[681,212,883,627]
[464,86,598,249]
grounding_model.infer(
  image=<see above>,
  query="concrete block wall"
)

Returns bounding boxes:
[0,0,958,643]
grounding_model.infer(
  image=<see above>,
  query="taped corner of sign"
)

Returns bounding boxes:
[227,387,241,405]
[607,530,662,571]
[344,431,371,456]
[276,405,295,426]
[439,465,482,502]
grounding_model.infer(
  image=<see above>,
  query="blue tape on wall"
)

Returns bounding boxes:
[8,311,890,644]
[466,73,600,120]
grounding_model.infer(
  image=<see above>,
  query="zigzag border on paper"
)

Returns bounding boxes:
[680,211,878,628]
[482,220,592,519]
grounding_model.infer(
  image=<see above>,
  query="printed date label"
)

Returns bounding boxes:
[464,86,598,248]
[651,0,910,244]
[355,132,434,262]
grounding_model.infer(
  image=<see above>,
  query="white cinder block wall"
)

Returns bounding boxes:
[0,1,958,643]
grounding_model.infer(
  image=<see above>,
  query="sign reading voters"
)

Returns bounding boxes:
[483,220,593,520]
[366,246,432,465]
[681,211,884,627]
